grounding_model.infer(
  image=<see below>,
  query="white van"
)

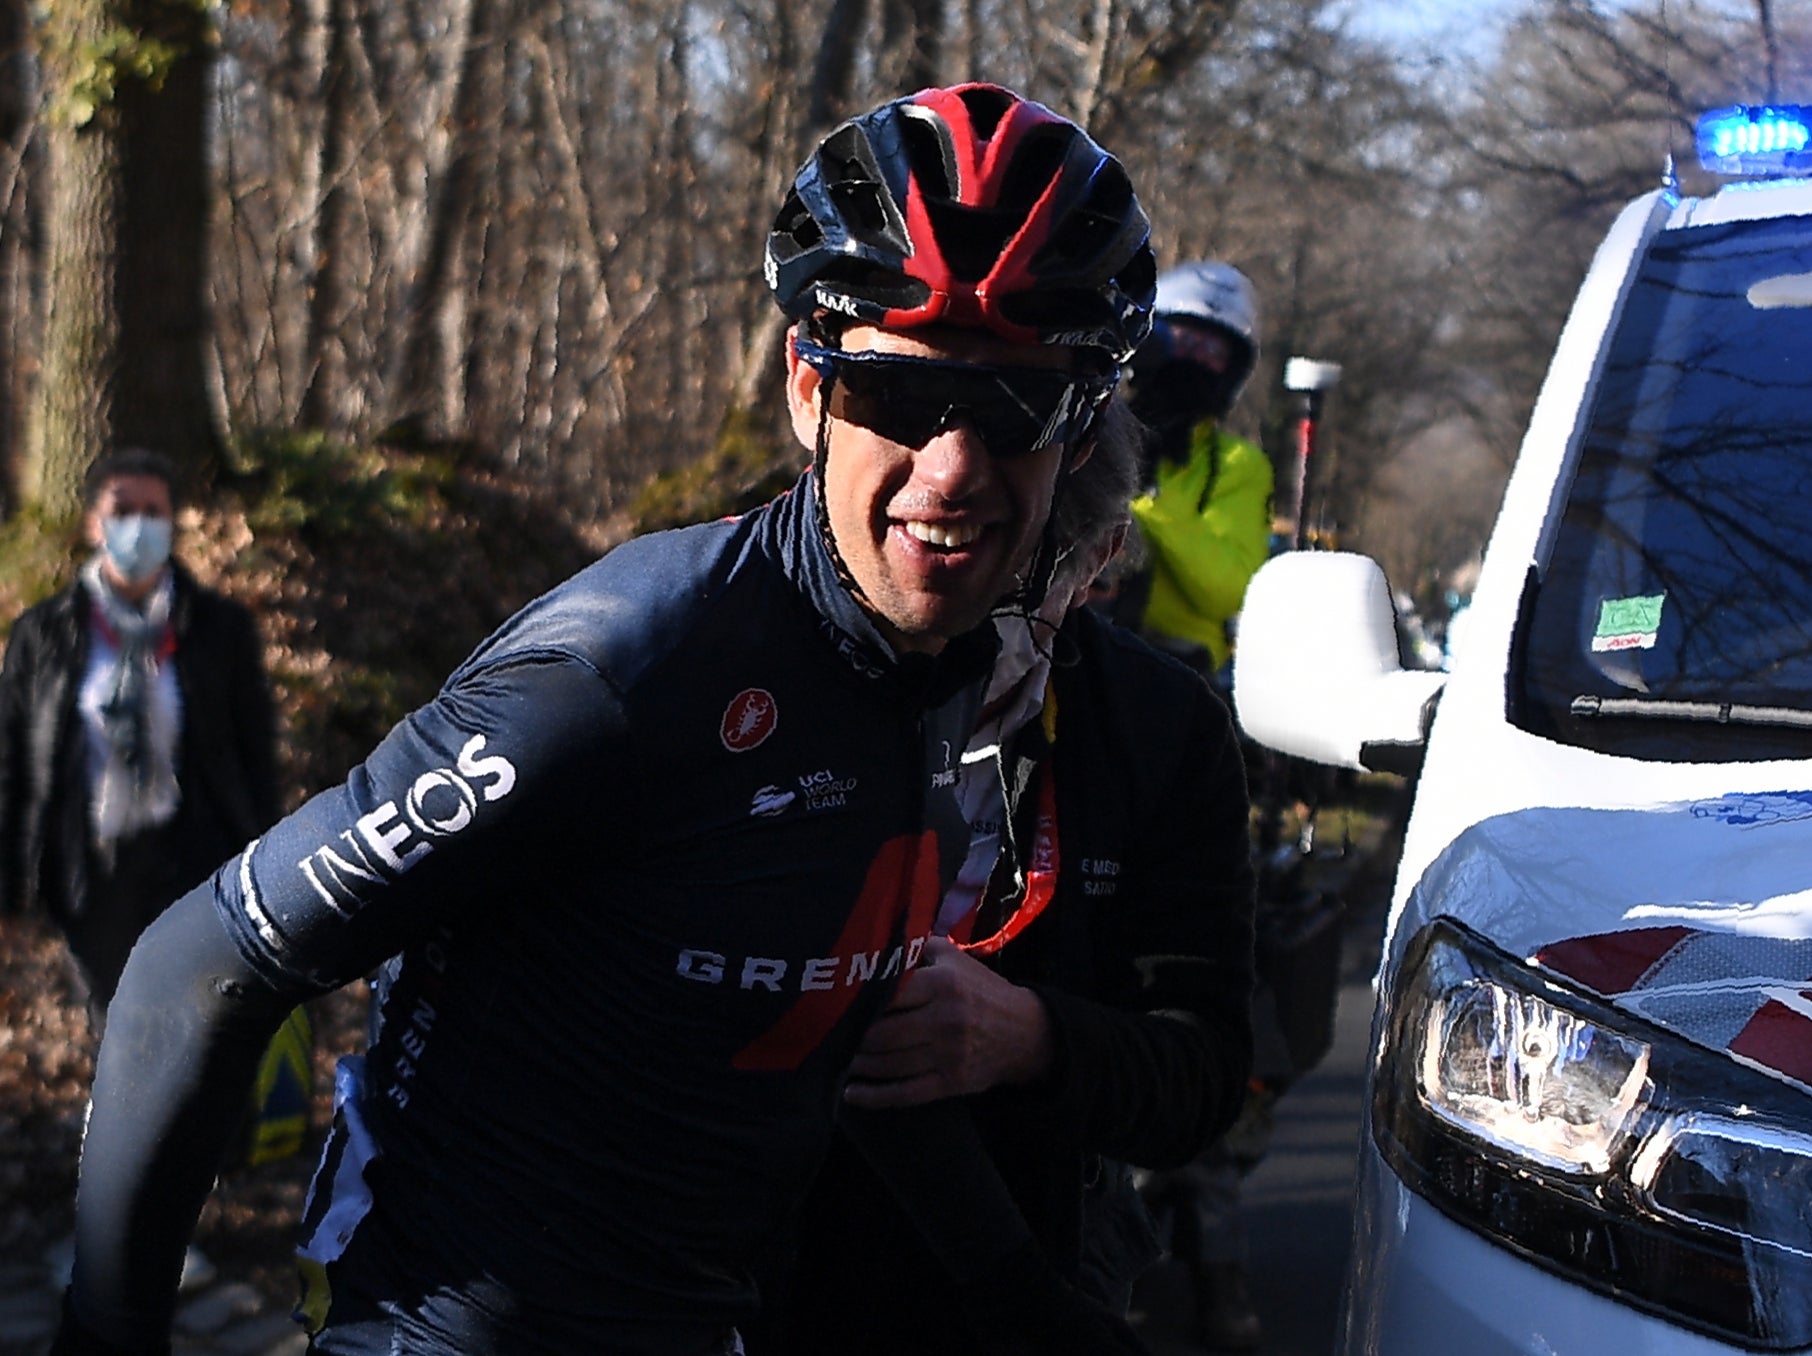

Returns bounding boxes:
[1232,106,1812,1353]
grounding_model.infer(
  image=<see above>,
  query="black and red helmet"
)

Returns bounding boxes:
[766,83,1155,366]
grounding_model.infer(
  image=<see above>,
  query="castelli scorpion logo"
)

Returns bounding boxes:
[721,688,778,752]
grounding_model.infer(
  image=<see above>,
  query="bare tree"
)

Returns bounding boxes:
[115,0,218,470]
[31,0,1753,573]
[810,0,868,125]
[30,0,129,512]
[1756,0,1779,101]
[295,0,360,434]
[1440,0,1804,473]
[0,0,33,509]
[879,0,942,94]
[385,0,492,438]
[27,0,219,514]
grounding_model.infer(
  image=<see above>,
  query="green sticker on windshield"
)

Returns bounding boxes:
[1592,593,1665,652]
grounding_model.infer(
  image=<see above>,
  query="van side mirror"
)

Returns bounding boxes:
[1232,552,1446,772]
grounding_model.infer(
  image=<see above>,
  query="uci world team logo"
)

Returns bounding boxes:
[721,688,778,752]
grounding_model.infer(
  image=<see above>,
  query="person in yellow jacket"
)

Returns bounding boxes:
[1124,261,1273,681]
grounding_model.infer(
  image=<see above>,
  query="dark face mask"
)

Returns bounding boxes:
[1129,360,1238,458]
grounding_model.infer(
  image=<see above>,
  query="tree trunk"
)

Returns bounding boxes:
[0,0,32,511]
[0,0,26,145]
[881,0,939,94]
[386,0,487,438]
[809,0,867,127]
[27,0,219,516]
[28,0,125,516]
[297,0,356,433]
[116,0,220,478]
[1755,0,1780,102]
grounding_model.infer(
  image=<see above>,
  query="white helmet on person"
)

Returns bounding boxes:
[1155,261,1258,349]
[1151,260,1259,409]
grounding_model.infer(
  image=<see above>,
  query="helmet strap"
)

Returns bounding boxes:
[811,377,879,618]
[996,428,1088,624]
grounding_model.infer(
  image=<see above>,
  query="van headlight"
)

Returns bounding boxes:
[1378,919,1812,1348]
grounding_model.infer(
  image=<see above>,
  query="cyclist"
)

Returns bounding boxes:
[49,84,1156,1356]
[1117,260,1273,683]
[753,394,1257,1354]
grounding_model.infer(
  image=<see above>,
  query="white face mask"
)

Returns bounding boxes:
[101,514,174,584]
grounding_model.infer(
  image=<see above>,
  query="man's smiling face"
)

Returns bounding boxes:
[787,323,1090,655]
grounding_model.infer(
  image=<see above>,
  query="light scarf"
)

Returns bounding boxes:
[81,555,181,846]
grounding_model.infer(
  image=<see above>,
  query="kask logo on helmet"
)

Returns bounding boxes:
[295,734,518,917]
[813,287,864,319]
[1047,326,1116,349]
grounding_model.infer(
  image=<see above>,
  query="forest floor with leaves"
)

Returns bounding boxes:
[0,913,368,1308]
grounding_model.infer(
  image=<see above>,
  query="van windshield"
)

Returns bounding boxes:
[1517,210,1812,761]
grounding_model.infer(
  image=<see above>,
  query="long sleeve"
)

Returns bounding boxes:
[61,650,624,1348]
[980,611,1255,1171]
[63,891,299,1349]
[1027,676,1254,1169]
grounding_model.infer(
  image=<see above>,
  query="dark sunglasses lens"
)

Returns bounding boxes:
[831,360,1084,457]
[833,368,947,447]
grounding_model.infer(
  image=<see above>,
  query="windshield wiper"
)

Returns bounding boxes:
[1571,694,1812,729]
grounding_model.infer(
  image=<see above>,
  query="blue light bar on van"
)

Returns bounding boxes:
[1695,105,1812,177]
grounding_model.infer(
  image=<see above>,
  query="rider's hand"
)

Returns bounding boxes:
[841,937,1055,1109]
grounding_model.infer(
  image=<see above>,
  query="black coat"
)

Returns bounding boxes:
[0,563,279,923]
[763,605,1257,1353]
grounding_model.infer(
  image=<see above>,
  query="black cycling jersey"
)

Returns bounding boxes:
[64,476,992,1356]
[757,606,1257,1354]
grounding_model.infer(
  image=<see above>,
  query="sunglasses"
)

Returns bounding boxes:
[796,337,1112,459]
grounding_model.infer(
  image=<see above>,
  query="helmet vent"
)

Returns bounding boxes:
[925,201,1016,282]
[999,286,1113,336]
[820,125,909,252]
[997,129,1072,221]
[769,192,822,262]
[900,115,958,201]
[1033,160,1134,274]
[956,84,1014,140]
[832,180,905,248]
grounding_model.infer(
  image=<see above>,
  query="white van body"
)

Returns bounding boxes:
[1235,142,1812,1354]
